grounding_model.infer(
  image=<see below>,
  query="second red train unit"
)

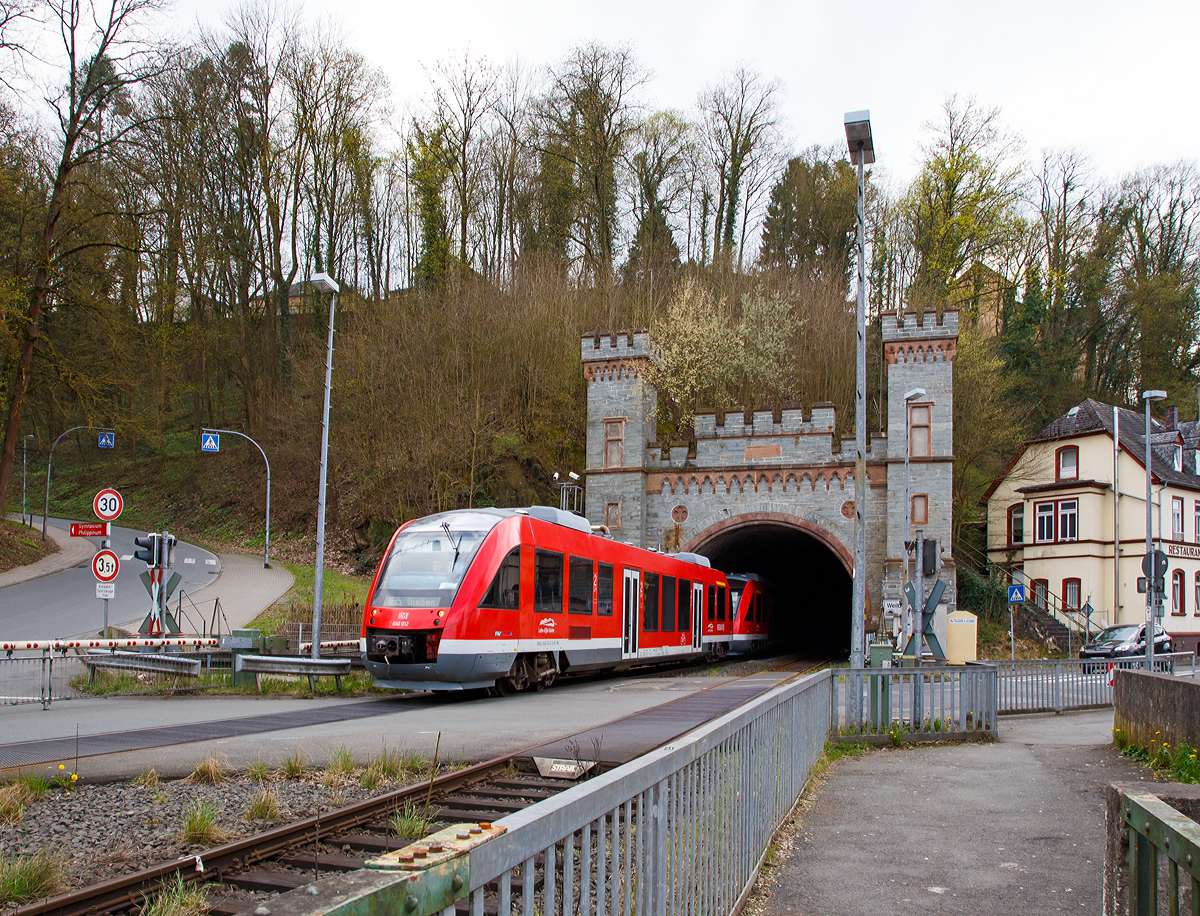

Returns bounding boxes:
[360,506,769,693]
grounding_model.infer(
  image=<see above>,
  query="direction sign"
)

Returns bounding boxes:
[70,522,110,538]
[201,432,220,453]
[1008,584,1026,603]
[96,581,115,600]
[98,431,114,448]
[92,549,120,582]
[92,488,123,522]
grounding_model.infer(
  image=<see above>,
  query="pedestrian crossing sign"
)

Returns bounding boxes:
[1008,585,1026,603]
[201,433,220,452]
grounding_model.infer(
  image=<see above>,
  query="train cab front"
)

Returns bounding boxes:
[360,510,515,691]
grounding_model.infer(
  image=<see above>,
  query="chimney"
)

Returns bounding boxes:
[1167,405,1178,431]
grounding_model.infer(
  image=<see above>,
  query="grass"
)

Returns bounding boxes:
[0,850,62,904]
[141,876,210,916]
[244,760,269,782]
[327,745,355,777]
[281,748,307,779]
[359,760,384,789]
[134,769,159,789]
[248,562,370,638]
[0,784,31,824]
[180,800,227,845]
[70,669,383,698]
[389,801,428,840]
[244,788,282,822]
[187,755,225,784]
[1115,731,1200,784]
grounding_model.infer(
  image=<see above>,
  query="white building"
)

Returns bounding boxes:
[986,398,1200,655]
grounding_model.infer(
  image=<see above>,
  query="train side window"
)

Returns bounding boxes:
[716,583,726,620]
[643,572,660,632]
[662,575,676,632]
[708,585,716,620]
[677,579,691,631]
[715,585,725,622]
[597,563,614,616]
[534,549,564,615]
[480,548,521,609]
[750,594,759,622]
[568,555,593,614]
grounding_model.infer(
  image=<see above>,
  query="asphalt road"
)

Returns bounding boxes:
[0,517,219,640]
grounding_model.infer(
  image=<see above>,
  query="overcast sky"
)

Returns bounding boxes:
[166,0,1196,188]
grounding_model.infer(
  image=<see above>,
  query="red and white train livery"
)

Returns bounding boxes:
[726,573,771,655]
[359,506,739,692]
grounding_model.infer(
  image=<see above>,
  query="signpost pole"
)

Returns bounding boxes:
[201,428,272,568]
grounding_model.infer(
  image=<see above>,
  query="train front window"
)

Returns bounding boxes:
[369,512,501,609]
[481,548,521,609]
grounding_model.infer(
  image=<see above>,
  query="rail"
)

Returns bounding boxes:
[830,667,998,742]
[978,653,1196,714]
[1121,791,1200,915]
[258,669,834,916]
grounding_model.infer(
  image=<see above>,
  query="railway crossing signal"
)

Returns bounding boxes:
[903,577,947,660]
[133,533,161,567]
[134,530,180,636]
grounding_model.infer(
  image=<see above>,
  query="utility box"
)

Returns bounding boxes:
[869,643,894,668]
[946,612,978,664]
[225,628,261,686]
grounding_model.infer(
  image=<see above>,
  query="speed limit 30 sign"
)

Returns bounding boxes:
[92,549,120,582]
[93,488,123,522]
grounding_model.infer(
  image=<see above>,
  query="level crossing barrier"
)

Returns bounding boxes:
[975,653,1196,714]
[830,667,998,742]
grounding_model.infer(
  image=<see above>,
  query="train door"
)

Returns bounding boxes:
[692,583,703,650]
[622,568,640,659]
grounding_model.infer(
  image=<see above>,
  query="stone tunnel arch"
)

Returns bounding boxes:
[684,513,857,658]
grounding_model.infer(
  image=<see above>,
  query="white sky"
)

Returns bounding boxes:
[160,0,1200,188]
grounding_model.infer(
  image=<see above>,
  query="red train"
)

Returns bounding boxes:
[726,573,771,655]
[359,506,754,693]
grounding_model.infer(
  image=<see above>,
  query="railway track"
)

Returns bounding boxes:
[11,653,832,916]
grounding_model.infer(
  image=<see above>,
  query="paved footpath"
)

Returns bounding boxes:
[760,709,1160,916]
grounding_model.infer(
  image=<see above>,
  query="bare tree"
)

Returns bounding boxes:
[0,0,169,507]
[697,67,780,269]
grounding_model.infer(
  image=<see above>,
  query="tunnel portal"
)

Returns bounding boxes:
[692,520,852,659]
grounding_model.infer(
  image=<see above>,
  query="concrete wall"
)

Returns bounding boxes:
[1113,668,1200,751]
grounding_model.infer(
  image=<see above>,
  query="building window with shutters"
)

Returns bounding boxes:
[604,419,625,468]
[909,404,931,458]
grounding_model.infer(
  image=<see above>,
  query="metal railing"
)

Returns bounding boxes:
[981,653,1196,714]
[463,670,833,916]
[1122,791,1200,916]
[830,667,998,742]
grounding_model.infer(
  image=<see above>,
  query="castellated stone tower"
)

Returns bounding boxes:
[579,310,958,642]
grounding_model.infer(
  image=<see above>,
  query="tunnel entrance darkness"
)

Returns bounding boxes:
[689,518,853,659]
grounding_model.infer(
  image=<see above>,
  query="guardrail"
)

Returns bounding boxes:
[981,653,1196,714]
[1121,791,1200,916]
[830,667,998,742]
[255,669,833,916]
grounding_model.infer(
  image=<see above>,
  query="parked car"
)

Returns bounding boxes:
[1078,623,1172,659]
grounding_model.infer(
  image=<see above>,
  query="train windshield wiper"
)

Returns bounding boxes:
[441,521,462,564]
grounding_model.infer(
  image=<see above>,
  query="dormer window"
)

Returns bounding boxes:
[1057,446,1078,481]
[1174,445,1182,472]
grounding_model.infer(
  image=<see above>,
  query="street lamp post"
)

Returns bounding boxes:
[310,272,340,660]
[1143,389,1166,670]
[845,110,874,676]
[902,387,925,651]
[202,428,272,568]
[22,434,34,526]
[42,426,115,540]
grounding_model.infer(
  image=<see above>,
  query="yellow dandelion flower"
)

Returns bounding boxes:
[70,774,77,781]
[58,764,65,770]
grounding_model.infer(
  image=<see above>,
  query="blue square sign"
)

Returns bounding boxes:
[1008,584,1026,603]
[97,432,114,448]
[201,433,220,453]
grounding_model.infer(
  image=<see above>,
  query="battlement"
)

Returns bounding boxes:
[581,330,653,363]
[880,308,959,340]
[692,403,838,437]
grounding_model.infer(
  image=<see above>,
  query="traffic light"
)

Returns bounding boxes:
[922,539,939,577]
[162,532,177,568]
[133,533,160,567]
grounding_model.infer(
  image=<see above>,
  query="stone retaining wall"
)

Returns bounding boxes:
[1113,668,1200,751]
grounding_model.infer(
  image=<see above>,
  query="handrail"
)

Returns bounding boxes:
[1122,791,1200,914]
